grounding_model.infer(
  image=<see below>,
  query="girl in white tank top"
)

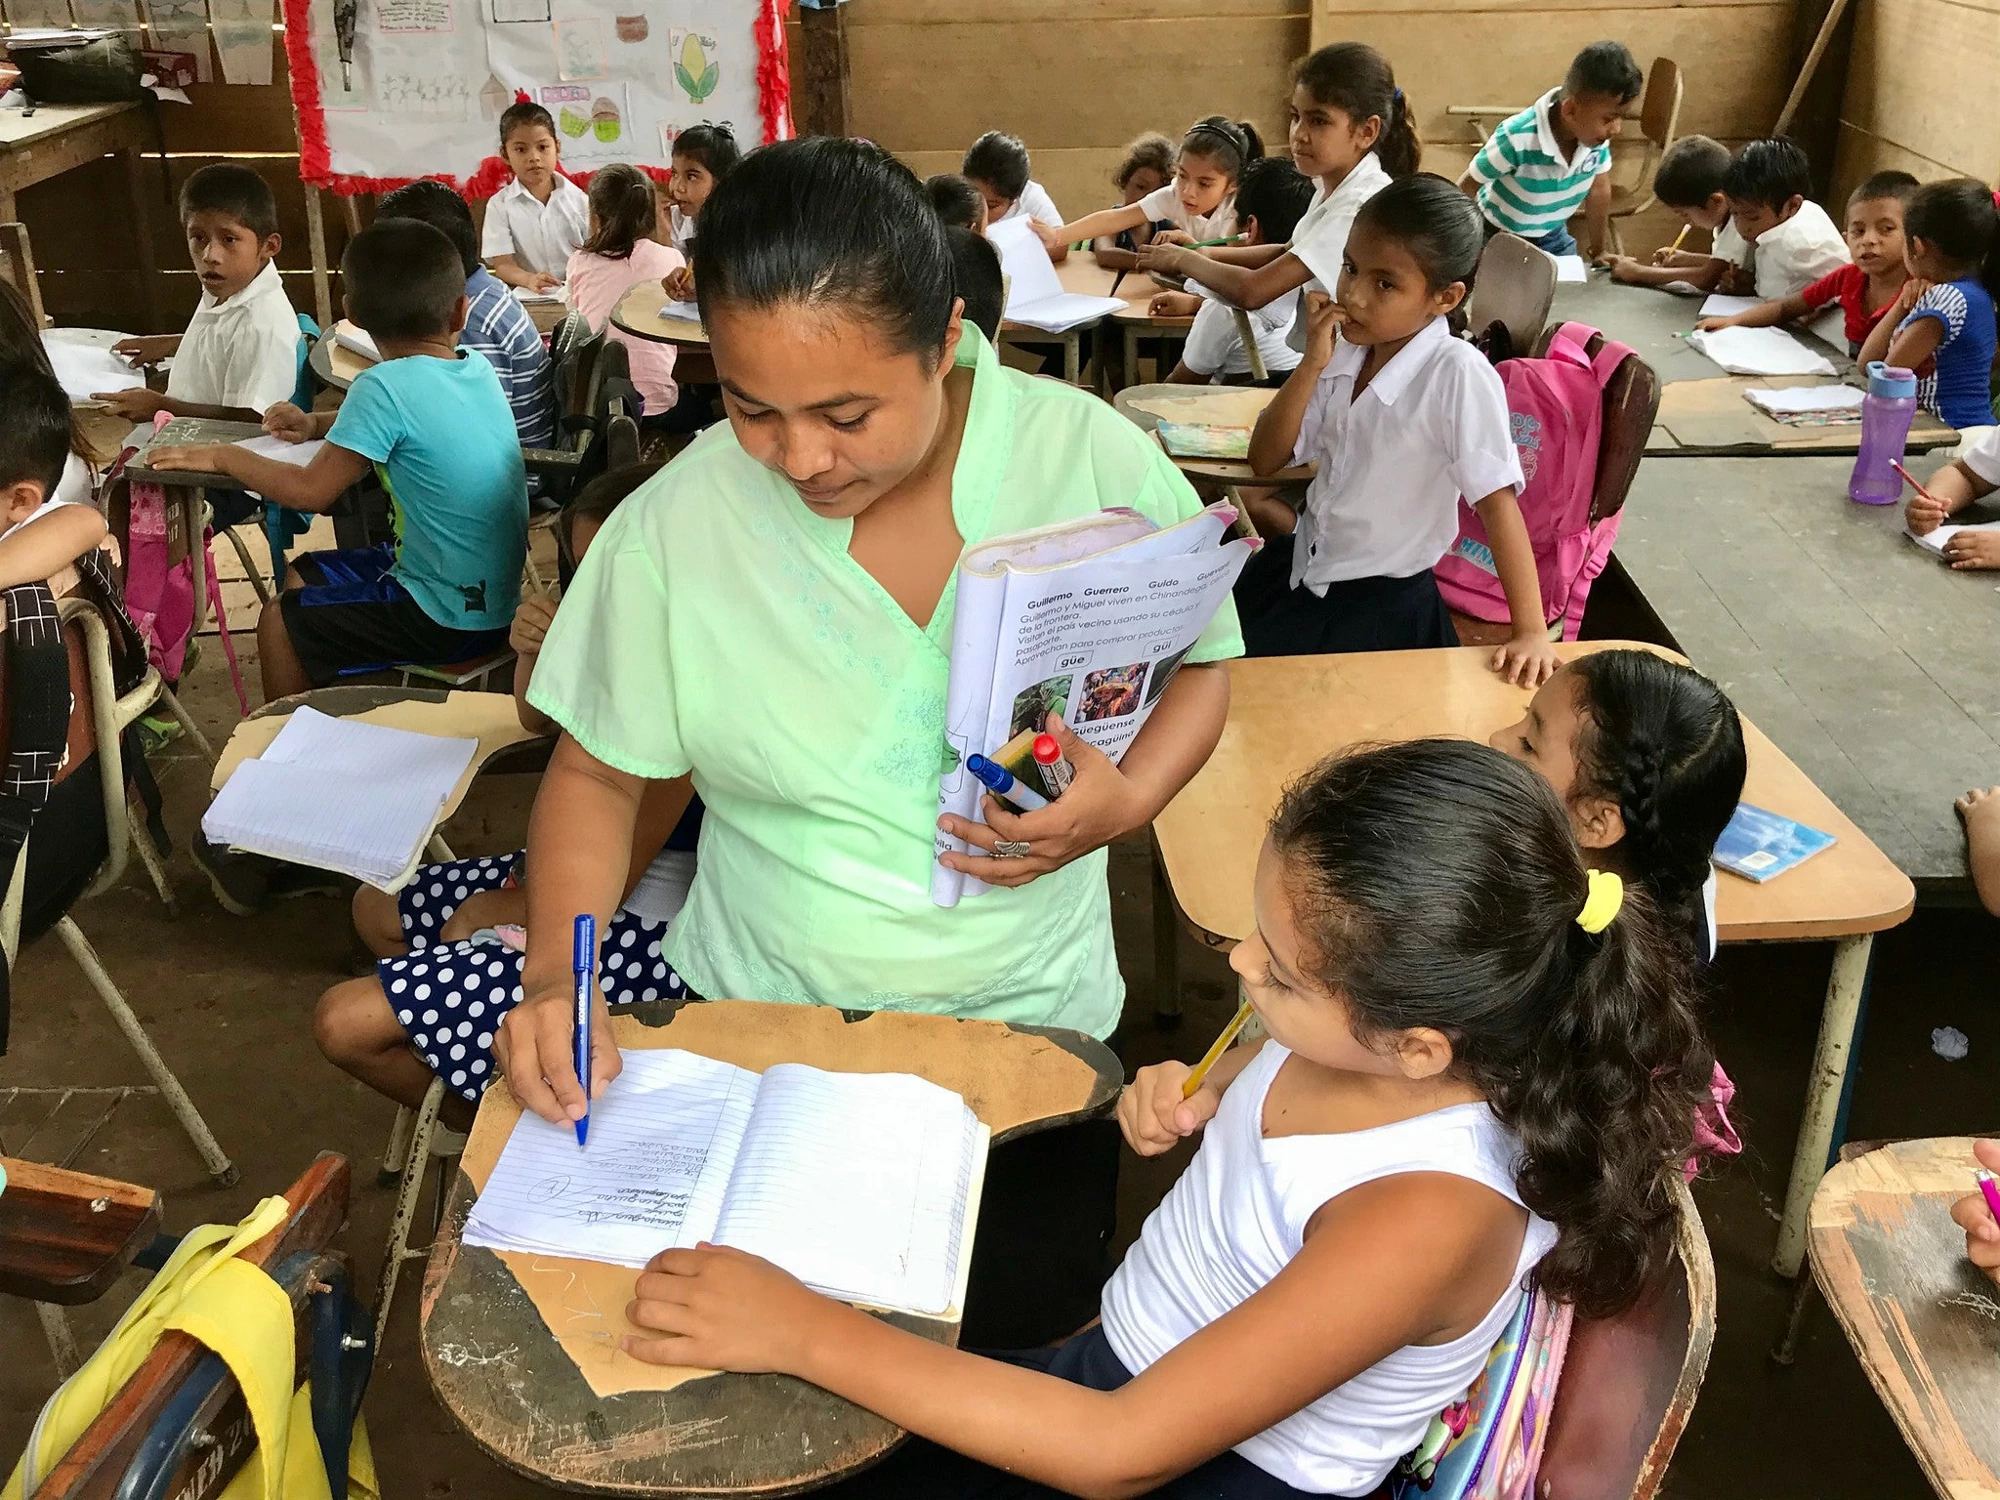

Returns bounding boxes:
[620,740,1718,1499]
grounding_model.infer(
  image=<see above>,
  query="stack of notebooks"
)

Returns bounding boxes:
[464,1048,989,1319]
[201,707,478,890]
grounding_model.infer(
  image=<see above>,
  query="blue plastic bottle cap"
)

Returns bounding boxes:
[1866,361,1918,399]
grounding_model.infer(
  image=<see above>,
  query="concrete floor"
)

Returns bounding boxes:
[1,623,1987,1499]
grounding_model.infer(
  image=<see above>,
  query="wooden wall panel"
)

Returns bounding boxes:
[1830,0,2000,205]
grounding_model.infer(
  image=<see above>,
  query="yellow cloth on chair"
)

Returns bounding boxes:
[4,1196,378,1500]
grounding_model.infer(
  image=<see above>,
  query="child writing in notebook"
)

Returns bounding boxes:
[482,101,590,293]
[314,462,701,1131]
[1089,134,1176,270]
[619,738,1714,1500]
[1033,118,1262,259]
[1713,138,1850,302]
[962,131,1065,251]
[1695,171,1915,356]
[568,163,686,427]
[146,219,528,702]
[1138,43,1412,328]
[1606,135,1746,294]
[1153,157,1314,386]
[1239,175,1559,684]
[96,164,301,424]
[1906,424,2000,567]
[1858,178,2000,433]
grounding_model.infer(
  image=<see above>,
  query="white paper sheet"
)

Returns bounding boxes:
[1686,325,1837,378]
[1660,281,1708,297]
[233,434,326,467]
[1806,306,1849,351]
[1549,254,1587,283]
[200,706,478,888]
[1906,520,2000,557]
[986,217,1126,334]
[1699,294,1762,318]
[658,299,702,323]
[333,324,380,363]
[1744,386,1865,417]
[44,340,143,402]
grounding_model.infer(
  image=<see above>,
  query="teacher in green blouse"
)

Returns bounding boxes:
[494,138,1243,1127]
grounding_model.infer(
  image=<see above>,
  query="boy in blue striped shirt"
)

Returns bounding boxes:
[1459,41,1643,259]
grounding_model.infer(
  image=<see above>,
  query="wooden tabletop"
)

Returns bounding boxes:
[1809,1138,2000,1499]
[612,280,706,347]
[308,320,377,392]
[423,1000,1123,1496]
[0,100,140,151]
[1649,376,1957,458]
[0,1155,160,1305]
[1613,454,1994,889]
[1112,382,1313,487]
[1152,644,1913,949]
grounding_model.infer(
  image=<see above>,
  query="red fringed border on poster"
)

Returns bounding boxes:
[282,0,793,198]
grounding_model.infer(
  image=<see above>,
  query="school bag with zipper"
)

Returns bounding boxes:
[1434,321,1635,641]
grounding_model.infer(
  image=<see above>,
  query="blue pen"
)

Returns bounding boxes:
[966,753,1049,811]
[572,912,595,1146]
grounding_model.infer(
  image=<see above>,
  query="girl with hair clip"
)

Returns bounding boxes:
[1139,42,1415,338]
[1857,177,2000,432]
[498,137,1242,1347]
[660,121,741,257]
[612,738,1715,1500]
[1033,117,1263,259]
[1241,175,1559,684]
[566,162,686,424]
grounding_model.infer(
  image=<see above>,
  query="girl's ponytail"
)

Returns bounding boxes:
[1236,119,1266,166]
[1906,178,2000,300]
[1269,740,1715,1320]
[1502,888,1713,1315]
[1182,116,1261,182]
[1294,41,1420,179]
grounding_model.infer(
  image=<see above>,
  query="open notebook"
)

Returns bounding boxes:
[1906,518,2000,558]
[987,217,1127,334]
[200,706,477,890]
[464,1048,990,1319]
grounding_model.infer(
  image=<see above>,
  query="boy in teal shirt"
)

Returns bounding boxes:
[150,218,528,702]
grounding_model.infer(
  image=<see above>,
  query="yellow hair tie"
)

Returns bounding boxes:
[1576,869,1624,934]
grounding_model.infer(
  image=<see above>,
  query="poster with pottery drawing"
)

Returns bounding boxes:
[283,0,788,192]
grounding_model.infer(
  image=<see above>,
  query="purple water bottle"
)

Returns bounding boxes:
[1848,362,1918,505]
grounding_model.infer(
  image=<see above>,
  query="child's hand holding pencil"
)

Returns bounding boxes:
[1117,1059,1224,1156]
[1948,1139,2000,1287]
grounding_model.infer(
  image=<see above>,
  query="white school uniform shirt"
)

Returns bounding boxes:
[1284,151,1393,354]
[1749,200,1850,302]
[0,494,77,543]
[1710,218,1753,272]
[667,203,696,256]
[165,259,300,415]
[1135,183,1237,243]
[1960,423,2000,488]
[480,174,591,277]
[1289,315,1524,591]
[994,179,1063,228]
[1181,277,1300,379]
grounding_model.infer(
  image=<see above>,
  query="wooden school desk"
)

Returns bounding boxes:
[611,278,708,349]
[0,102,161,331]
[119,415,268,637]
[1148,645,1913,1286]
[1111,382,1315,489]
[1809,1137,2000,1499]
[422,999,1123,1496]
[1611,454,1997,891]
[307,320,375,392]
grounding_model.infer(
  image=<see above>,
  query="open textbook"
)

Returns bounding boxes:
[933,501,1257,906]
[1906,518,2000,559]
[464,1048,989,1319]
[987,217,1128,334]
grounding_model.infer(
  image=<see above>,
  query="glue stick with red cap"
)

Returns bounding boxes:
[1033,733,1074,798]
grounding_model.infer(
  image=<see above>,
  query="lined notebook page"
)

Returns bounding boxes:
[464,1049,760,1266]
[714,1064,984,1317]
[199,706,478,886]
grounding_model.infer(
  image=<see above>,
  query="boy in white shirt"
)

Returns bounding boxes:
[962,132,1065,260]
[1720,138,1849,301]
[1606,134,1752,296]
[97,164,301,424]
[481,101,590,293]
[1151,158,1315,386]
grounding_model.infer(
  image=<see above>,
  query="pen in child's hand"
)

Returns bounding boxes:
[1669,224,1690,253]
[1978,1169,2000,1224]
[966,753,1048,811]
[1891,460,1940,507]
[1182,997,1254,1099]
[1033,733,1074,797]
[572,913,595,1146]
[1188,233,1246,248]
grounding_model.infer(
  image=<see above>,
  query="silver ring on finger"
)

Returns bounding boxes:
[993,839,1032,858]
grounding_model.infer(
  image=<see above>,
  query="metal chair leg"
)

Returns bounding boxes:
[127,798,178,918]
[375,1078,445,1356]
[379,1103,416,1188]
[52,915,235,1185]
[218,524,275,606]
[154,683,217,765]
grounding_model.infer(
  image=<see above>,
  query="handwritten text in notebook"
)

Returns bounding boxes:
[463,1048,990,1318]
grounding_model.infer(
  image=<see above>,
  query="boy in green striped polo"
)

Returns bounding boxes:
[1459,41,1643,260]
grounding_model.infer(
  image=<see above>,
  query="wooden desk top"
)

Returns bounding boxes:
[1112,382,1313,487]
[308,321,376,392]
[1552,273,1852,389]
[0,100,139,150]
[0,1155,160,1305]
[612,280,707,347]
[1613,454,1995,889]
[1649,376,1957,458]
[422,1000,1122,1496]
[1152,644,1914,948]
[1809,1138,2000,1500]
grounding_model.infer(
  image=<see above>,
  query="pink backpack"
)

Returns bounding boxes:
[1434,322,1635,641]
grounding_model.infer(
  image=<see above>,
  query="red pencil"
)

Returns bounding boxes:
[1891,459,1940,506]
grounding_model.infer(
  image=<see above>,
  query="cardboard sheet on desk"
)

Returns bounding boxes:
[1128,388,1276,429]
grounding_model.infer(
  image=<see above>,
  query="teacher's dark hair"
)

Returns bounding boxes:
[694,137,956,367]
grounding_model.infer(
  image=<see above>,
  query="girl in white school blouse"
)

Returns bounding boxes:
[1241,174,1561,687]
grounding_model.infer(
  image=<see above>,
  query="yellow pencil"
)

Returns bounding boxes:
[1182,997,1254,1098]
[1669,224,1690,253]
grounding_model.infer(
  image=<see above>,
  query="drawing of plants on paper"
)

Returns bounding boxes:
[673,27,718,104]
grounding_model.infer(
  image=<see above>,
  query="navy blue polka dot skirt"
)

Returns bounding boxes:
[382,852,691,1103]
